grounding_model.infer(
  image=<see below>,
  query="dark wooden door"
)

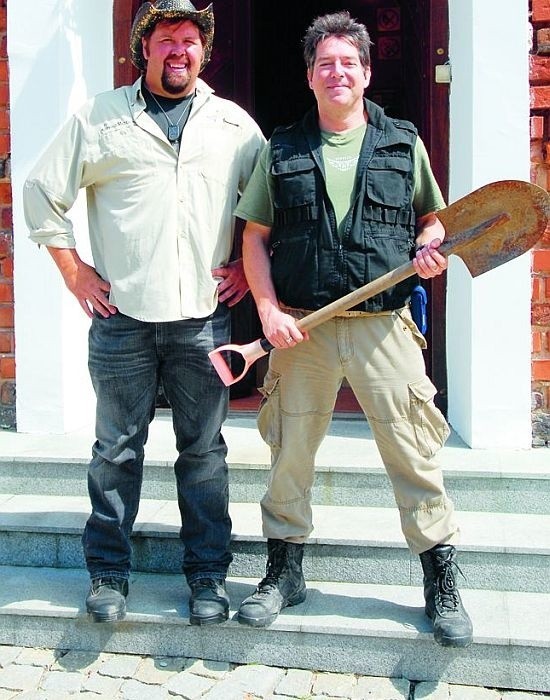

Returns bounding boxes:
[251,0,450,411]
[113,0,450,410]
[113,0,260,397]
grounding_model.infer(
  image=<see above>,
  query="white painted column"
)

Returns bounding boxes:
[446,0,532,448]
[10,0,113,433]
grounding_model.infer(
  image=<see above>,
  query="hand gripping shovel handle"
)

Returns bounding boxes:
[209,179,550,386]
[209,212,508,386]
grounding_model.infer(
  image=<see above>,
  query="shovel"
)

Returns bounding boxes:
[209,180,550,386]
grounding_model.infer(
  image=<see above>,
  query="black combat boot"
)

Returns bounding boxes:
[419,544,473,647]
[237,539,307,627]
[188,578,230,626]
[86,576,128,623]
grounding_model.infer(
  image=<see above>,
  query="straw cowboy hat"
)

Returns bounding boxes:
[130,0,214,72]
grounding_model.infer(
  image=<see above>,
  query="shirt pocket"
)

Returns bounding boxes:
[192,118,243,185]
[97,122,160,173]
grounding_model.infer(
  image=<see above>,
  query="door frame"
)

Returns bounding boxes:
[416,0,450,413]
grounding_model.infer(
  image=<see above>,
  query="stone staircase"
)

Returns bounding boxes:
[0,412,549,692]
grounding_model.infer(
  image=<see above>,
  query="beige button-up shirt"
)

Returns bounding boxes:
[24,78,265,321]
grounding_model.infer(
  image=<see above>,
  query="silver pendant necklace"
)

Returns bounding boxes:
[148,89,195,142]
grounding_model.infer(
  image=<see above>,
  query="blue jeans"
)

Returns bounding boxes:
[83,305,232,584]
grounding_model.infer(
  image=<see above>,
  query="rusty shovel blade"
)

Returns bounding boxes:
[210,180,550,386]
[437,180,550,277]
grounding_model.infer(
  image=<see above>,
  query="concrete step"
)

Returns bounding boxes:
[0,565,548,693]
[1,494,548,593]
[1,415,549,514]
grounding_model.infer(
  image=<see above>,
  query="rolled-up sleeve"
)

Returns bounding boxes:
[23,115,87,248]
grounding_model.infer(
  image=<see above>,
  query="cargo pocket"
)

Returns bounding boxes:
[257,371,282,449]
[408,376,450,458]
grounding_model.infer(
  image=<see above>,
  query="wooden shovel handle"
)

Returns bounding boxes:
[295,212,507,334]
[295,260,413,333]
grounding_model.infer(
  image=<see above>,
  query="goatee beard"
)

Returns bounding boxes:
[161,70,191,95]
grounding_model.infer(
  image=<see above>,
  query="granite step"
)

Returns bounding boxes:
[1,416,549,514]
[2,458,549,515]
[0,494,548,593]
[0,565,548,693]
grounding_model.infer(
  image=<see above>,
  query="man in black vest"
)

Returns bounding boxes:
[235,11,473,648]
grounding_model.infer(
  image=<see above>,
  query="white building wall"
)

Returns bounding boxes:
[9,0,534,446]
[10,0,113,433]
[447,0,532,448]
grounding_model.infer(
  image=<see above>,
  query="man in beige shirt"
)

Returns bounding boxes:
[24,0,265,625]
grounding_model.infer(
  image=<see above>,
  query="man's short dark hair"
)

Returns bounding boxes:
[303,11,372,71]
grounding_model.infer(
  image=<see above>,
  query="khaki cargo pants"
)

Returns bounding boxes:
[257,306,459,555]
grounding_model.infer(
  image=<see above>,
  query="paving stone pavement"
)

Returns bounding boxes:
[0,645,549,700]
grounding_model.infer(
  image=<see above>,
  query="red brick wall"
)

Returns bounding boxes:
[531,0,550,446]
[0,0,14,430]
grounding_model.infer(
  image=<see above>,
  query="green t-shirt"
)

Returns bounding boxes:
[235,129,445,228]
[321,123,366,235]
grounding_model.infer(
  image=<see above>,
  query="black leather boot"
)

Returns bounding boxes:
[237,538,307,627]
[86,576,128,623]
[419,544,473,647]
[189,578,230,626]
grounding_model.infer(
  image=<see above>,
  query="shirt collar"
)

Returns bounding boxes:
[129,76,214,121]
[131,76,213,102]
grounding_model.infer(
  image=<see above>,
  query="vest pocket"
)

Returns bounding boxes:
[366,156,411,207]
[271,156,316,208]
[271,234,316,300]
[408,376,450,458]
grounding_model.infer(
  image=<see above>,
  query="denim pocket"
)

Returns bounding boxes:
[257,371,282,449]
[408,376,450,458]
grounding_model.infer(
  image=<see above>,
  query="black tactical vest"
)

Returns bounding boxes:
[269,98,417,312]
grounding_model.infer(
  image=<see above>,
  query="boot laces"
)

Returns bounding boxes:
[434,554,466,611]
[256,542,287,595]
